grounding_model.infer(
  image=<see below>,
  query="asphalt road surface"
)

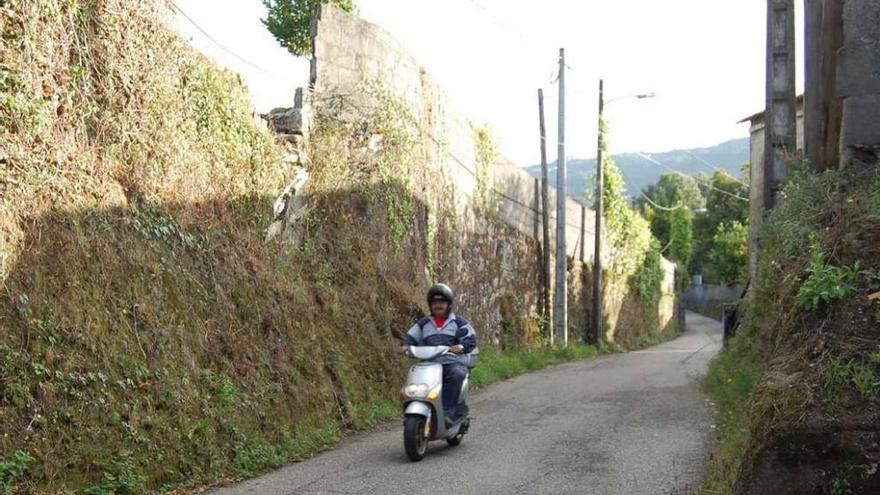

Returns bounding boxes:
[210,311,722,495]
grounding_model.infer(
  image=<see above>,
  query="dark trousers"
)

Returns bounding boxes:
[442,363,468,419]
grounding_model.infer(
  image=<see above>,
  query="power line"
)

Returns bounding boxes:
[681,149,748,186]
[464,0,535,47]
[324,92,592,234]
[634,152,749,203]
[172,1,294,82]
[463,0,561,83]
[637,190,684,212]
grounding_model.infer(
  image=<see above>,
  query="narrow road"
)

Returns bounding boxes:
[211,312,722,495]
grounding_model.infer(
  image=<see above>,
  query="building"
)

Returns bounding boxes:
[738,94,804,278]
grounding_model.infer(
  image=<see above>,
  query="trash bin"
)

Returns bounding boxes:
[722,304,737,341]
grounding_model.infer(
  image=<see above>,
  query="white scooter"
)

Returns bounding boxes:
[393,329,479,461]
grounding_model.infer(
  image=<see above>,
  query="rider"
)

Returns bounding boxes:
[404,283,477,424]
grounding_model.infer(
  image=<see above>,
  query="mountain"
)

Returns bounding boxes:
[525,137,750,199]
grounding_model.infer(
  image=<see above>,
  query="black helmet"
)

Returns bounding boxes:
[426,283,454,306]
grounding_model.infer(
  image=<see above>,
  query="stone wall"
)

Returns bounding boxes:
[285,4,677,343]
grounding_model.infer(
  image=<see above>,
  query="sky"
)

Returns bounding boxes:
[172,0,805,167]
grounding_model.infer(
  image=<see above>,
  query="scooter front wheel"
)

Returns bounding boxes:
[403,414,429,461]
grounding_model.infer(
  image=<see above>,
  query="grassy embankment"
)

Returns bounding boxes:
[701,164,880,494]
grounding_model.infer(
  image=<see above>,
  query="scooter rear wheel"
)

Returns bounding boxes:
[446,419,468,446]
[403,414,428,461]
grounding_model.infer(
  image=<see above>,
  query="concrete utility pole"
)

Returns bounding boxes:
[592,79,605,346]
[538,89,552,341]
[554,48,567,346]
[764,0,797,210]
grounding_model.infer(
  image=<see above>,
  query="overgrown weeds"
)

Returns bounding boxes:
[701,319,763,494]
[701,163,880,494]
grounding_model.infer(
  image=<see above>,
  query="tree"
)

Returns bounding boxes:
[262,0,355,57]
[709,221,749,285]
[636,172,704,257]
[668,207,694,270]
[690,169,749,281]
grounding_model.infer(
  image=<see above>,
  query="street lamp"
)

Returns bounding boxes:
[591,81,655,345]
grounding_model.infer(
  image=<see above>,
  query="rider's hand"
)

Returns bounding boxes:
[397,345,408,354]
[449,344,464,354]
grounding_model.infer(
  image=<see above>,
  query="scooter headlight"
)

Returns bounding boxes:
[404,383,429,398]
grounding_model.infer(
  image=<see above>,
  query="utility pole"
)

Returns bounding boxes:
[592,79,604,345]
[764,0,797,210]
[554,48,567,346]
[538,89,552,342]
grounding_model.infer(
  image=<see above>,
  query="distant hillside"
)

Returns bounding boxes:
[526,137,750,199]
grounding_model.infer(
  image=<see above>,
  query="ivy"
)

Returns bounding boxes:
[471,122,499,214]
[631,239,664,307]
[598,118,663,308]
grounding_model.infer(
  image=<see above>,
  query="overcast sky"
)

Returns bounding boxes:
[172,0,804,166]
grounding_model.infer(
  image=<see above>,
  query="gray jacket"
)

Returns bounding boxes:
[406,313,477,366]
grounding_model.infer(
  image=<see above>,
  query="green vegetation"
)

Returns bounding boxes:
[708,220,749,286]
[825,357,880,400]
[701,163,880,494]
[701,321,763,494]
[796,245,860,310]
[631,239,664,307]
[471,122,500,214]
[0,451,34,494]
[639,168,749,285]
[470,344,599,387]
[692,170,750,284]
[262,0,356,56]
[638,172,704,262]
[668,207,694,270]
[596,120,668,336]
[0,2,684,493]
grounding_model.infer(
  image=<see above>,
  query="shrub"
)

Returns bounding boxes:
[797,246,859,310]
[0,451,34,494]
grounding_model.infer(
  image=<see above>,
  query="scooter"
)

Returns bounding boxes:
[393,328,479,461]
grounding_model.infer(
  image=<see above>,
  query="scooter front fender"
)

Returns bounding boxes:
[404,401,432,417]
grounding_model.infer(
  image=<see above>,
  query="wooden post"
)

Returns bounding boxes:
[592,79,605,346]
[538,89,552,340]
[804,0,843,171]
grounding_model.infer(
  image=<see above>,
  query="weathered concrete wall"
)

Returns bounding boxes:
[683,283,745,319]
[295,4,676,343]
[837,0,880,167]
[743,99,804,278]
